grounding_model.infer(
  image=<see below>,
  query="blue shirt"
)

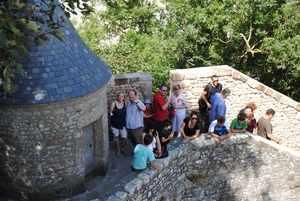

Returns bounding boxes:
[209,93,226,123]
[126,100,145,129]
[132,144,155,170]
[208,120,230,136]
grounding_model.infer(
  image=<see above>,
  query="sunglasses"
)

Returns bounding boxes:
[191,117,198,120]
[162,89,167,92]
[213,80,219,83]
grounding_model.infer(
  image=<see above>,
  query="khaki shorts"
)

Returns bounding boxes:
[111,126,127,138]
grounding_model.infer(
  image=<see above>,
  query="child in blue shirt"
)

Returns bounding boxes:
[131,134,160,171]
[209,116,232,140]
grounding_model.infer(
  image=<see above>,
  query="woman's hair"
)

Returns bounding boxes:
[143,121,158,137]
[189,111,199,118]
[244,102,257,119]
[116,92,126,102]
[172,84,181,92]
[245,102,257,111]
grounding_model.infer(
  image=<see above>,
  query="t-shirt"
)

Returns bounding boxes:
[131,144,156,170]
[257,116,272,139]
[147,134,157,151]
[246,119,257,133]
[160,129,171,148]
[152,92,168,121]
[208,119,230,136]
[183,117,200,136]
[209,93,226,123]
[143,107,153,124]
[203,83,222,103]
[230,118,248,130]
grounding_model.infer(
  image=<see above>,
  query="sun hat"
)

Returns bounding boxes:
[144,99,152,104]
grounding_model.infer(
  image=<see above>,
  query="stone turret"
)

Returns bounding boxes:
[0,1,112,200]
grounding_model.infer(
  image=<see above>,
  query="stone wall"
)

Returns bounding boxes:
[107,72,153,105]
[99,134,300,201]
[170,65,300,152]
[0,87,109,200]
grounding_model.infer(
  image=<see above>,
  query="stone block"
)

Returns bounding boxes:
[170,70,185,81]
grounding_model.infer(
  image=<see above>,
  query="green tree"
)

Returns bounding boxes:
[77,0,174,88]
[79,0,300,100]
[0,0,92,92]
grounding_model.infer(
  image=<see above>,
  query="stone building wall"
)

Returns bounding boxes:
[107,72,153,106]
[98,133,300,201]
[170,65,300,152]
[0,87,109,200]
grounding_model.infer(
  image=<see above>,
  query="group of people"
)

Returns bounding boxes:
[110,78,282,172]
[109,84,199,171]
[199,75,282,145]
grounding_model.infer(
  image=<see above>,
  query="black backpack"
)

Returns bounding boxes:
[198,84,213,108]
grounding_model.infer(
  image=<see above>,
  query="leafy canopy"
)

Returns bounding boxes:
[78,0,300,100]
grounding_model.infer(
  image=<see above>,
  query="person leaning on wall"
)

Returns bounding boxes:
[257,108,283,145]
[180,111,201,143]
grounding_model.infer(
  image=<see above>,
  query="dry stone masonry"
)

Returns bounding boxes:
[97,133,300,201]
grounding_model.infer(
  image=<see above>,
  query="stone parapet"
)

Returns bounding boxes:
[96,134,300,201]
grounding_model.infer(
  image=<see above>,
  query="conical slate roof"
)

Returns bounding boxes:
[0,1,112,105]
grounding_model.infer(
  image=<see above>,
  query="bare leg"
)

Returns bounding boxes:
[121,138,127,149]
[121,137,129,156]
[115,136,120,150]
[115,136,121,157]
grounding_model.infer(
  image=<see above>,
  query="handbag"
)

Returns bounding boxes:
[171,107,176,117]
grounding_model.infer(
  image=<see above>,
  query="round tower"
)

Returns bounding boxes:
[0,1,112,199]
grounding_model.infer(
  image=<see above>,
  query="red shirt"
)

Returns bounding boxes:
[143,107,153,124]
[152,92,168,121]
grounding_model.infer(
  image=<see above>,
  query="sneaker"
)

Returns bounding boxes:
[116,149,121,158]
[121,149,129,156]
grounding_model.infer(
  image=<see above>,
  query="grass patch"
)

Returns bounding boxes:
[187,172,206,185]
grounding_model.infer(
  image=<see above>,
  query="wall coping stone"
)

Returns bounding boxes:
[171,65,300,111]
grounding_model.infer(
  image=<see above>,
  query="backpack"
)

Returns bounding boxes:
[198,84,213,108]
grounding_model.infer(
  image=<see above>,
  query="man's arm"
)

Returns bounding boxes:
[266,133,283,145]
[160,96,170,110]
[136,100,146,111]
[216,102,226,118]
[200,86,211,108]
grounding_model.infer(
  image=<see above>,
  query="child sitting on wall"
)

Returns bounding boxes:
[230,112,248,133]
[131,134,160,171]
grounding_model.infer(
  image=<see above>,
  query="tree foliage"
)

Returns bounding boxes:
[78,0,300,100]
[0,0,92,92]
